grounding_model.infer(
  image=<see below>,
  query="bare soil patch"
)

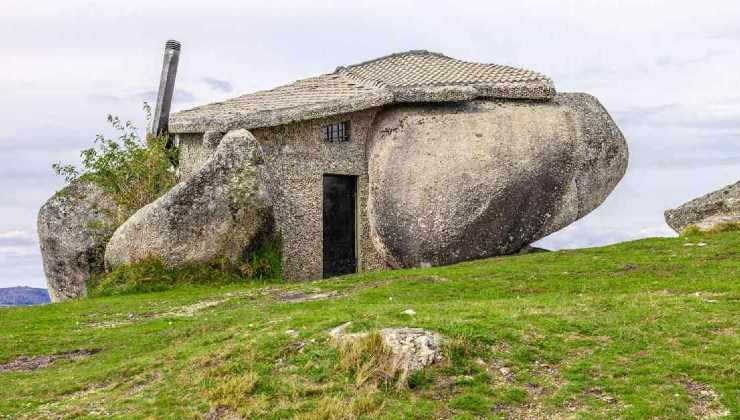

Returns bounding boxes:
[276,290,339,303]
[0,349,100,373]
[683,379,729,419]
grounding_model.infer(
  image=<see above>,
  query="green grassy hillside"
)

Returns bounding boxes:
[1,232,738,419]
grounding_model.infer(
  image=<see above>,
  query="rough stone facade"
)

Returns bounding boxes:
[176,132,209,180]
[175,109,388,280]
[252,110,387,280]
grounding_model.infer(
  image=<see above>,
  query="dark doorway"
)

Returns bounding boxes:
[323,175,357,277]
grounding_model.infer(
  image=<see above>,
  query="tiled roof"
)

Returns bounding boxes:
[339,50,550,88]
[169,50,555,133]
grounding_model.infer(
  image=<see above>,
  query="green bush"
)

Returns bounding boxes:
[53,103,178,227]
[242,239,282,280]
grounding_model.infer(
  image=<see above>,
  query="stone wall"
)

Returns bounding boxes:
[253,109,387,280]
[176,133,208,180]
[175,108,388,280]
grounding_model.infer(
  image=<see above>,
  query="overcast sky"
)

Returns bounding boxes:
[1,0,739,289]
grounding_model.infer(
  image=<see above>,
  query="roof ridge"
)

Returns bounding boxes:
[334,50,451,73]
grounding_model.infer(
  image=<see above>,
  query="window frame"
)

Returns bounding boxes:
[323,121,351,143]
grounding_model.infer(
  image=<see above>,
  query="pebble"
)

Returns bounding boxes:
[285,329,299,337]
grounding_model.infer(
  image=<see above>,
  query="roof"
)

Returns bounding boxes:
[169,50,555,133]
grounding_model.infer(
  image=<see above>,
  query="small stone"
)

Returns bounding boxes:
[285,329,299,337]
[402,309,416,316]
[328,322,352,339]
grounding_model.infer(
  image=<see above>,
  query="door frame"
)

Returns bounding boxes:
[321,173,359,277]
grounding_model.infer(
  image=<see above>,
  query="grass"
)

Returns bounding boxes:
[0,231,738,418]
[88,239,283,297]
[681,221,740,236]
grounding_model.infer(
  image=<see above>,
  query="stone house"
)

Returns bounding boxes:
[158,50,627,281]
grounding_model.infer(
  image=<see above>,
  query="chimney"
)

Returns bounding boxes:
[151,40,181,136]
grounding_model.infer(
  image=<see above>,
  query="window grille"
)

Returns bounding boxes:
[323,121,350,143]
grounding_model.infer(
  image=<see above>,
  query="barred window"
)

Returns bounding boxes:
[323,121,350,143]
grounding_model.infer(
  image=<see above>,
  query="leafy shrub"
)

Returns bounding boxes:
[245,239,282,280]
[53,103,178,227]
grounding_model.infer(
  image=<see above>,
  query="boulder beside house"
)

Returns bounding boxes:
[38,180,118,302]
[42,50,630,293]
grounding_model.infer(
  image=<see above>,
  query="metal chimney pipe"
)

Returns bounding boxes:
[151,39,181,136]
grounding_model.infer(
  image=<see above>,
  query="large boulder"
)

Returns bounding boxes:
[665,180,740,233]
[38,180,118,302]
[367,93,628,267]
[105,129,272,268]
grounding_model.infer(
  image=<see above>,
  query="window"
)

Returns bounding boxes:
[323,121,350,143]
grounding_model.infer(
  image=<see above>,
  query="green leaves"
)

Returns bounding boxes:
[52,103,178,226]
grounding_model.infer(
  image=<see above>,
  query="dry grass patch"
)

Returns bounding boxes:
[208,373,260,409]
[337,331,406,389]
[295,390,384,420]
[682,221,740,236]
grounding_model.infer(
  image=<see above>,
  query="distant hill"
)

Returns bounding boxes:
[0,287,50,306]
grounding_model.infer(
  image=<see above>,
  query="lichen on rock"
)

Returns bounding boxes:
[37,180,118,302]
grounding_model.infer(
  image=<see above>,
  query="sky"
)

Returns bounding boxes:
[1,0,739,289]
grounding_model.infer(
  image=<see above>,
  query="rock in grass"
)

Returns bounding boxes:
[367,93,628,268]
[381,327,442,372]
[329,323,442,372]
[105,129,273,269]
[38,180,118,302]
[665,180,740,233]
